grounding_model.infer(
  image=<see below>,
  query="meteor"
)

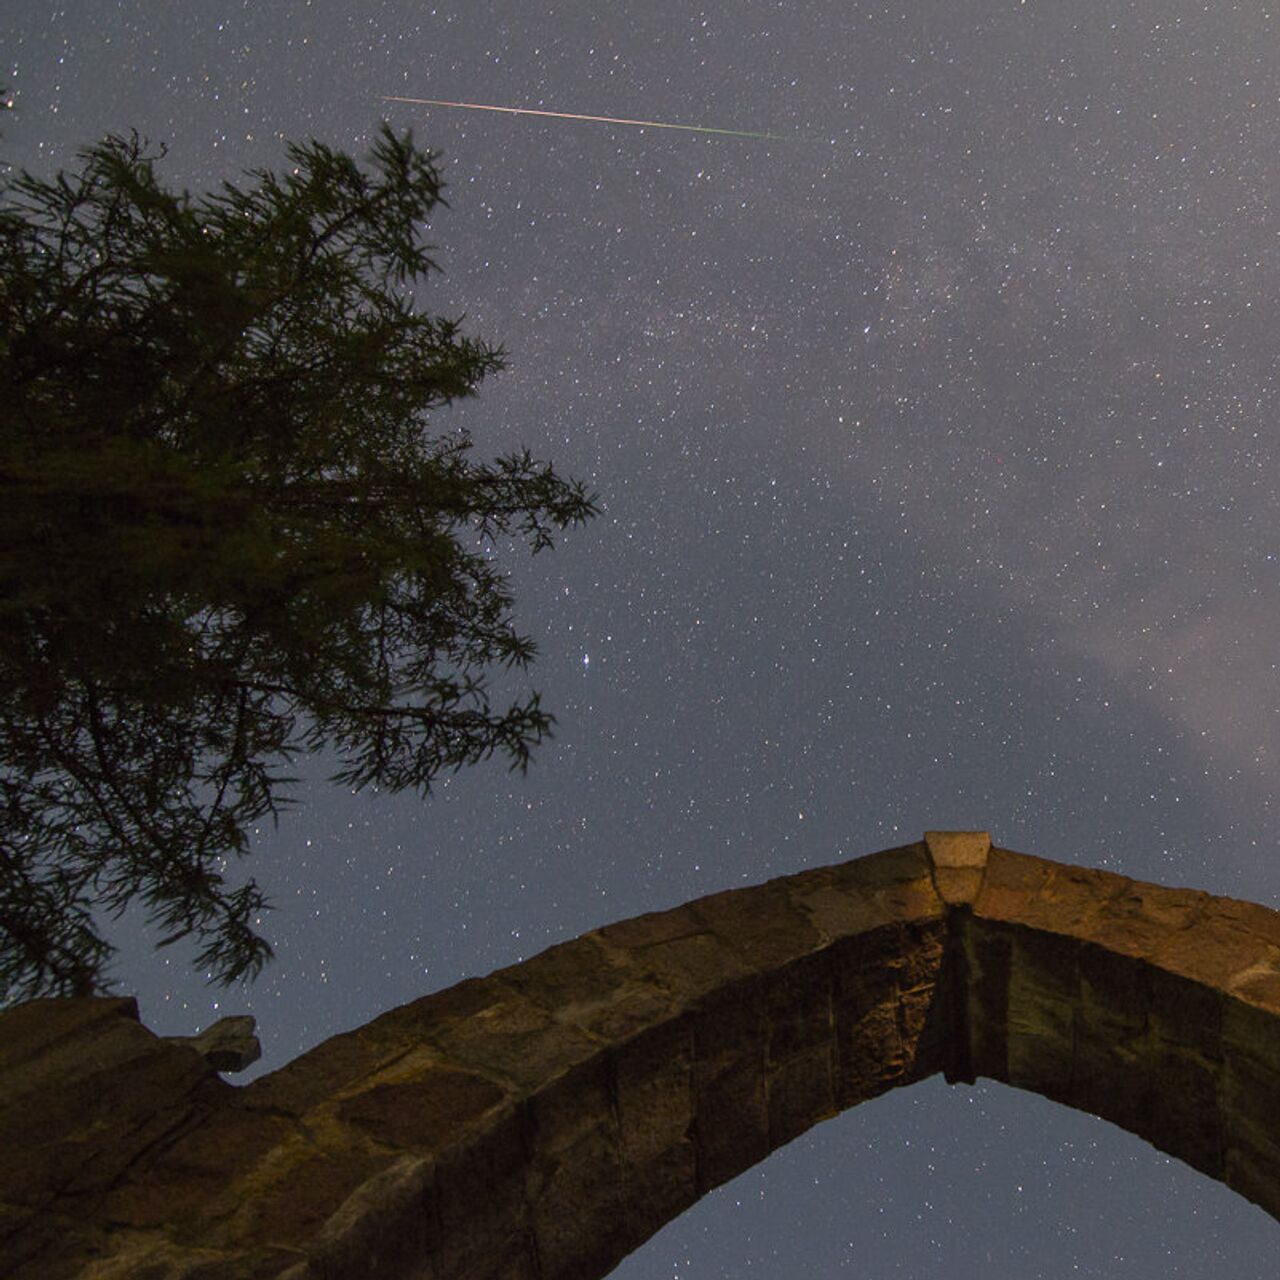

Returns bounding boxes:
[382,96,796,142]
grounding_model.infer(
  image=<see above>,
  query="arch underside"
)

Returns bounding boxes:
[1,835,1278,1280]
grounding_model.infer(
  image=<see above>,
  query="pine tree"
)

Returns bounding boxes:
[0,125,596,1002]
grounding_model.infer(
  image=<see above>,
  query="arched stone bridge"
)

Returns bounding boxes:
[3,834,1279,1278]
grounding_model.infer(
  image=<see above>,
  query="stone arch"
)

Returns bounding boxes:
[2,833,1278,1279]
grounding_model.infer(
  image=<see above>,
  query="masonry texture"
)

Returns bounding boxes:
[3,833,1279,1279]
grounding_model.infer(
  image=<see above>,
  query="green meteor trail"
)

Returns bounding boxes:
[382,96,797,141]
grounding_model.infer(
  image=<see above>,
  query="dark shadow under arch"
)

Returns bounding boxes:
[2,832,1277,1278]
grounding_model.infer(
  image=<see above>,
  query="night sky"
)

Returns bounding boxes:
[8,2,1280,1274]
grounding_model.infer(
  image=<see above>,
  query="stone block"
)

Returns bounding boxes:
[522,932,683,1042]
[612,1019,698,1244]
[1005,929,1078,1099]
[496,934,635,1016]
[898,983,947,1082]
[1012,927,1079,1006]
[226,1137,401,1255]
[101,1101,297,1231]
[689,981,769,1192]
[828,922,944,1099]
[0,997,230,1215]
[246,978,505,1117]
[875,877,946,925]
[893,920,948,991]
[1162,926,1280,993]
[828,843,930,891]
[1224,1128,1280,1222]
[965,1004,1007,1083]
[1088,881,1211,963]
[1220,1040,1280,1139]
[426,989,599,1093]
[292,1154,440,1280]
[242,1029,404,1121]
[1147,965,1221,1061]
[1148,1046,1224,1181]
[833,999,902,1106]
[761,953,838,1134]
[434,1106,529,1280]
[973,849,1056,924]
[925,831,991,906]
[830,925,913,1016]
[788,880,893,944]
[552,981,677,1045]
[596,903,705,951]
[925,830,992,868]
[822,847,942,929]
[965,920,1013,1080]
[379,976,513,1040]
[527,1057,627,1279]
[763,951,834,1064]
[0,996,140,1073]
[336,1068,509,1154]
[690,882,826,972]
[1231,965,1280,1012]
[767,1044,836,1148]
[0,1204,103,1280]
[1223,990,1280,1067]
[1005,1021,1075,1100]
[1205,896,1280,948]
[990,858,1126,938]
[1077,943,1148,1032]
[454,1233,539,1280]
[1071,1010,1152,1134]
[625,931,756,1008]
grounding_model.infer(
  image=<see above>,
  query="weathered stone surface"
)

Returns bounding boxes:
[3,835,1280,1279]
[690,976,771,1193]
[500,932,674,1044]
[245,977,507,1118]
[432,1103,528,1280]
[275,1154,439,1280]
[526,1055,627,1278]
[100,1098,299,1232]
[0,997,230,1216]
[422,986,600,1094]
[612,1018,697,1242]
[763,951,836,1148]
[336,1069,508,1154]
[689,879,826,971]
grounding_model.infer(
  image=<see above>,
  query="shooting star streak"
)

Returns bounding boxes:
[382,96,798,142]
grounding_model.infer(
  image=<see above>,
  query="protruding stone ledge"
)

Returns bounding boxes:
[925,830,992,906]
[164,1015,262,1073]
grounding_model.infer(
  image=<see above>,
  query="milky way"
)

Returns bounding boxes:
[6,2,1279,1273]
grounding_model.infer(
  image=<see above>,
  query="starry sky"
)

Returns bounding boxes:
[7,1,1280,1274]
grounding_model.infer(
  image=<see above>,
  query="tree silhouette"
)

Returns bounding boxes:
[0,125,596,1003]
